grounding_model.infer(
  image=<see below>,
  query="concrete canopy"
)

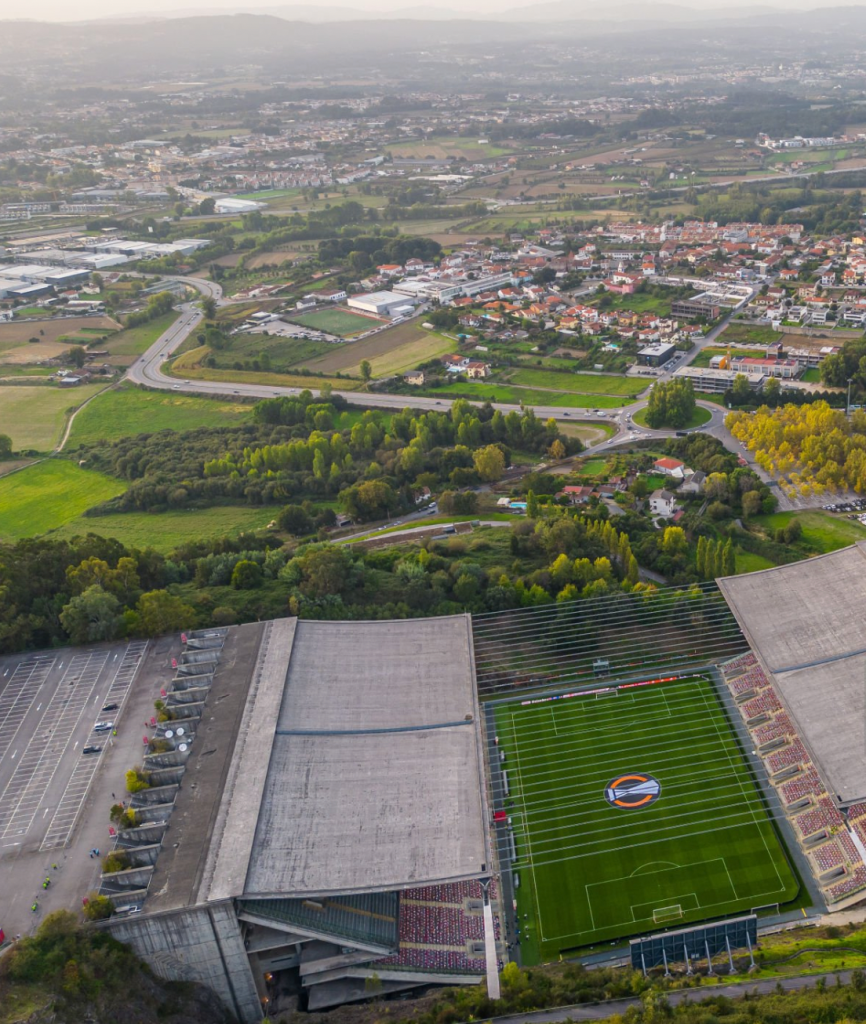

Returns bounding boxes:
[208,615,489,901]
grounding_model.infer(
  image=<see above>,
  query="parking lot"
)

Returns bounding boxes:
[823,497,866,521]
[0,641,146,856]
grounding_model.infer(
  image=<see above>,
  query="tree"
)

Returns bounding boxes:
[473,444,506,482]
[65,346,86,368]
[722,538,736,576]
[135,589,196,637]
[59,585,121,645]
[0,433,12,458]
[231,559,263,589]
[644,378,696,429]
[661,526,687,555]
[438,490,479,514]
[731,373,752,404]
[339,479,397,520]
[763,376,781,402]
[82,894,113,921]
[548,438,566,461]
[360,359,372,383]
[198,197,216,215]
[742,490,763,517]
[278,504,313,535]
[298,546,355,598]
[201,296,217,320]
[527,490,539,518]
[695,534,707,577]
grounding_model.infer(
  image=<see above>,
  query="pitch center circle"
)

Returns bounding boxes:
[604,772,661,809]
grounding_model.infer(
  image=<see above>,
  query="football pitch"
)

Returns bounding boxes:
[495,675,799,964]
[290,308,382,337]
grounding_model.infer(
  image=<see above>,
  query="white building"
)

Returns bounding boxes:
[348,291,417,317]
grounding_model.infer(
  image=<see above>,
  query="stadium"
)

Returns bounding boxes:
[94,544,866,1021]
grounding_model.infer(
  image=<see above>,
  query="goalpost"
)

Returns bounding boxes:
[653,904,684,924]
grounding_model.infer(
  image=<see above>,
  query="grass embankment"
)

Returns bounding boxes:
[67,384,253,446]
[0,461,126,541]
[0,384,105,452]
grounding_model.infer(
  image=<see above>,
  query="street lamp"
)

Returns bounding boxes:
[848,378,854,416]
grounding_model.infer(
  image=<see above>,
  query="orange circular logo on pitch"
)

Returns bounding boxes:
[604,773,661,808]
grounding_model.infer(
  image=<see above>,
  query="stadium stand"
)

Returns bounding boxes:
[719,654,866,905]
[374,881,501,975]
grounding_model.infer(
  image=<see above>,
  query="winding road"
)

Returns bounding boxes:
[125,276,741,461]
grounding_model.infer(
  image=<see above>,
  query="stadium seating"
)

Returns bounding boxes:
[742,691,782,718]
[812,841,845,873]
[779,768,826,805]
[766,739,808,775]
[828,865,866,902]
[794,797,845,838]
[720,653,758,679]
[723,657,866,904]
[752,715,792,746]
[374,880,501,975]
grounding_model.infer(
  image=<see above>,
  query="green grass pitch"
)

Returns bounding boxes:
[495,675,799,964]
[290,308,382,337]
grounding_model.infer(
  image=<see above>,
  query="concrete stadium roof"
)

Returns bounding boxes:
[206,615,489,902]
[718,542,866,805]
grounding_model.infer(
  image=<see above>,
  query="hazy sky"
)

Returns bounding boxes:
[0,0,839,21]
[0,0,548,20]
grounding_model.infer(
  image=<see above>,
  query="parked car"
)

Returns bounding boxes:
[101,703,118,712]
[93,721,114,732]
[82,745,101,754]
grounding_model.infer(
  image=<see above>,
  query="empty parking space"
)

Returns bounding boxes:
[0,641,146,855]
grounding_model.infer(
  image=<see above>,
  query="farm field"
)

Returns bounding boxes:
[0,383,105,451]
[300,321,456,377]
[0,315,120,365]
[290,308,384,337]
[54,505,274,552]
[0,460,126,541]
[67,384,253,447]
[505,368,644,397]
[496,675,798,964]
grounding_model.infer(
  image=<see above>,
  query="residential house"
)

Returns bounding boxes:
[465,361,492,379]
[403,370,428,386]
[649,489,678,519]
[653,457,686,479]
[679,471,706,495]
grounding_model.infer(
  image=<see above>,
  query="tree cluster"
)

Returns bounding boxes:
[727,401,866,498]
[644,378,697,429]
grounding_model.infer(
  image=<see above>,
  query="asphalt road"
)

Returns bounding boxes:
[483,969,863,1024]
[125,277,726,451]
[125,275,809,511]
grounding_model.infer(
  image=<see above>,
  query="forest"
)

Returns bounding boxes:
[75,395,578,519]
